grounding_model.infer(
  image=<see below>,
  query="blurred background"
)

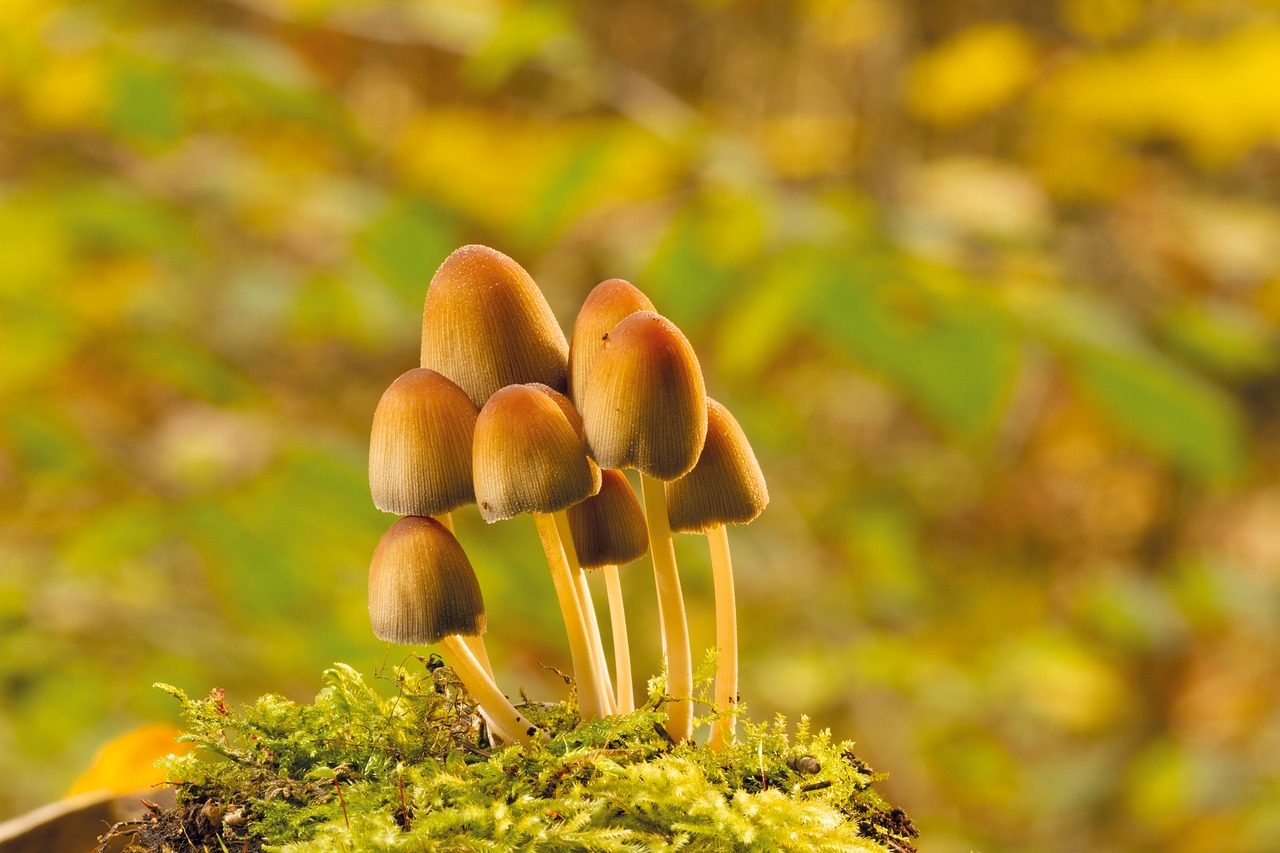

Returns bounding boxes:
[3,0,1280,850]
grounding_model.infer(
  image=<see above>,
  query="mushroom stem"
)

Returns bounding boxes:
[603,564,635,713]
[573,570,616,716]
[431,511,494,680]
[554,510,616,715]
[533,513,608,720]
[639,474,693,742]
[438,634,545,747]
[706,524,738,751]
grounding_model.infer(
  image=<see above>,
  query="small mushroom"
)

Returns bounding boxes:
[567,469,649,712]
[368,515,543,747]
[579,309,708,741]
[666,398,768,751]
[420,245,569,408]
[472,383,611,719]
[367,368,494,677]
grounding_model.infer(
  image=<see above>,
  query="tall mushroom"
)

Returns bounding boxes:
[580,310,708,742]
[472,383,612,720]
[420,245,569,408]
[666,398,768,751]
[567,469,649,713]
[368,515,543,748]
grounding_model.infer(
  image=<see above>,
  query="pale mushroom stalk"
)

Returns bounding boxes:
[665,397,769,752]
[437,635,545,747]
[706,524,737,751]
[555,510,616,715]
[640,474,694,742]
[603,564,634,712]
[433,510,493,679]
[534,512,611,720]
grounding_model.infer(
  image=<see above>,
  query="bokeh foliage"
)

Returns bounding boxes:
[2,0,1280,851]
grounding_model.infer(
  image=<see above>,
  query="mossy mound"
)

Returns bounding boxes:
[106,659,916,852]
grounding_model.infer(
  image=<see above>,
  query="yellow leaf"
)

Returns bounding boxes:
[23,51,104,129]
[905,23,1038,126]
[66,724,188,797]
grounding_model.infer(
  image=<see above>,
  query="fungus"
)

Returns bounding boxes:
[567,278,654,410]
[666,398,768,751]
[472,383,612,719]
[567,468,649,712]
[368,515,543,747]
[420,245,569,408]
[580,310,708,741]
[369,368,477,519]
[367,367,494,676]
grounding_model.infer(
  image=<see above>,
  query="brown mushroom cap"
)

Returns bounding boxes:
[473,383,601,522]
[567,469,650,569]
[369,368,478,516]
[580,310,708,481]
[568,279,655,409]
[420,245,569,408]
[368,515,486,645]
[666,398,769,533]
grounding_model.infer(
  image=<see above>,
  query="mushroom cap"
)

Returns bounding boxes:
[568,278,655,409]
[473,383,601,522]
[368,515,486,645]
[369,368,478,516]
[666,398,769,533]
[580,310,708,481]
[567,469,649,569]
[420,245,569,408]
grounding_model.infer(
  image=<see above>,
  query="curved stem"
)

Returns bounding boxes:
[438,634,545,747]
[603,564,635,713]
[639,474,692,742]
[534,513,606,720]
[707,524,738,752]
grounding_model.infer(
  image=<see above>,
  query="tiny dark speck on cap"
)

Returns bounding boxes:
[601,333,609,341]
[527,726,537,736]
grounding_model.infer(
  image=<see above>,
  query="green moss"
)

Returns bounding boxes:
[117,659,915,852]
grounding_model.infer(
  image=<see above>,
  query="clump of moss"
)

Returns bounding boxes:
[107,659,916,852]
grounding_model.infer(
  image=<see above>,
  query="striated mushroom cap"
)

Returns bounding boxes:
[568,278,654,409]
[368,515,486,645]
[369,368,478,516]
[567,469,649,570]
[473,383,601,522]
[580,310,707,481]
[666,398,769,533]
[420,245,569,408]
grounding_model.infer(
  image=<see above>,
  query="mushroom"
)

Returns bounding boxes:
[567,278,655,410]
[666,398,768,751]
[367,368,494,676]
[567,469,649,713]
[580,310,708,741]
[472,383,612,719]
[420,245,569,408]
[369,367,477,521]
[368,515,543,747]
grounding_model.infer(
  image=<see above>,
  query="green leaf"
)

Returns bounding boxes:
[1069,345,1244,483]
[809,252,1020,442]
[108,61,186,147]
[356,200,458,307]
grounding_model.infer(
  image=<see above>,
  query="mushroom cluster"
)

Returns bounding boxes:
[367,245,768,750]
